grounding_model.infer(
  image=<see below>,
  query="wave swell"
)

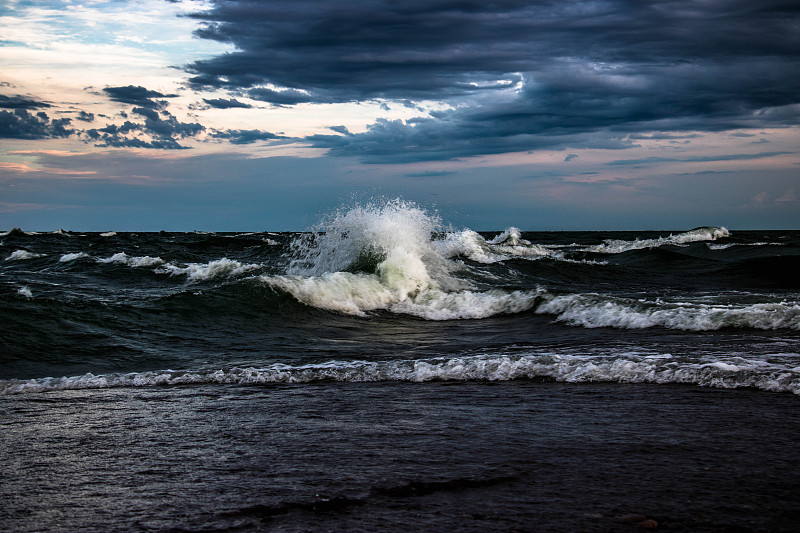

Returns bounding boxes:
[586,226,730,254]
[3,353,797,395]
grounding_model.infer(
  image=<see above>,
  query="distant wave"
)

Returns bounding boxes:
[3,352,797,395]
[536,293,800,331]
[585,226,730,254]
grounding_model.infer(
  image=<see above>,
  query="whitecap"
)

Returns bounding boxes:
[157,258,261,281]
[3,352,798,396]
[60,252,90,262]
[17,286,33,298]
[5,249,44,261]
[536,293,800,331]
[97,252,164,267]
[587,226,730,254]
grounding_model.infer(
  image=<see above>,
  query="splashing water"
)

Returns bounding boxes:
[263,199,540,319]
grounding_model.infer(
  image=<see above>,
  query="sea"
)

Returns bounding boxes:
[2,199,799,532]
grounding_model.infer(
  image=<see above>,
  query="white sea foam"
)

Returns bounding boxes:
[707,241,783,250]
[5,249,44,261]
[586,226,730,254]
[60,252,90,262]
[100,231,117,237]
[97,252,164,267]
[536,293,800,330]
[17,286,33,298]
[3,352,798,395]
[437,227,554,264]
[263,200,550,319]
[157,258,261,281]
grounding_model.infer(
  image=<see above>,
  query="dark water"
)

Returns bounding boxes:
[1,201,799,531]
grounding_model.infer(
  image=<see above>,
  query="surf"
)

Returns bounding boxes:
[262,199,543,319]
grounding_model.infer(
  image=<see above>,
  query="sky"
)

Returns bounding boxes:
[1,0,799,231]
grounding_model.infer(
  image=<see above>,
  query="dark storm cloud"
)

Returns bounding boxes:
[188,0,800,160]
[85,108,204,149]
[75,110,95,122]
[73,86,206,149]
[0,109,74,139]
[0,94,72,139]
[202,97,252,109]
[0,95,52,109]
[103,85,178,108]
[210,129,284,144]
[246,88,313,106]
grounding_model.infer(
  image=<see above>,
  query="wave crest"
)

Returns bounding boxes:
[587,226,730,254]
[537,293,800,330]
[3,353,797,395]
[264,200,549,319]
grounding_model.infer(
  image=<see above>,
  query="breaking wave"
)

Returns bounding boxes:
[3,352,798,395]
[261,200,551,319]
[586,226,730,254]
[97,252,165,267]
[536,293,800,330]
[156,258,263,282]
[5,249,44,261]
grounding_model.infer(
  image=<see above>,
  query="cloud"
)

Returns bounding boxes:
[102,85,178,108]
[209,129,285,144]
[0,109,74,139]
[0,95,52,109]
[74,111,95,122]
[246,88,313,106]
[186,0,800,161]
[776,189,796,203]
[84,107,204,149]
[202,97,252,109]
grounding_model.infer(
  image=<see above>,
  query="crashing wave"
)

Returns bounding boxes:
[263,199,546,319]
[437,227,552,264]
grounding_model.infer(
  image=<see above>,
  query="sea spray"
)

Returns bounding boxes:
[264,199,544,318]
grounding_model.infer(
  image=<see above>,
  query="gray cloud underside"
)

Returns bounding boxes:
[188,0,800,161]
[0,109,73,139]
[209,129,285,144]
[103,85,178,108]
[84,106,205,149]
[0,85,281,149]
[0,94,73,139]
[0,95,52,109]
[203,97,252,109]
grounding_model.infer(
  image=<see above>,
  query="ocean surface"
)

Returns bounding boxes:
[2,199,799,532]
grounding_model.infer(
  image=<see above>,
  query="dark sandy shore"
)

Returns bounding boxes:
[2,381,799,532]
